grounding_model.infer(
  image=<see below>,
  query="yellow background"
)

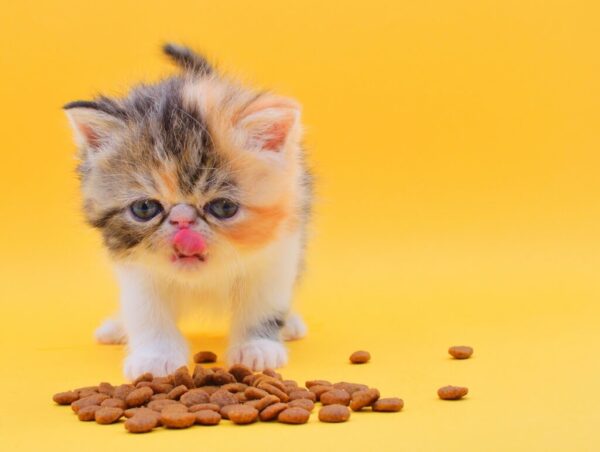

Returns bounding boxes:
[1,1,599,450]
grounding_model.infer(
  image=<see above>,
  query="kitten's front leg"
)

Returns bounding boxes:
[227,241,302,370]
[115,264,188,380]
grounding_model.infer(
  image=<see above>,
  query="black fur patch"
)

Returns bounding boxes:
[249,315,286,340]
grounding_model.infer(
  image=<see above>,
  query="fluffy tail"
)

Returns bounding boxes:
[163,43,212,76]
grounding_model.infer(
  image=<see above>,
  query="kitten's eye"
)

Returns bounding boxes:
[205,198,239,219]
[130,199,163,221]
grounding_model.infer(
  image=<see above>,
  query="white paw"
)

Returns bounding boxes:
[281,312,307,341]
[227,338,288,371]
[95,318,127,344]
[124,346,188,381]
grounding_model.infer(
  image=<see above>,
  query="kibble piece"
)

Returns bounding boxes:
[289,390,316,402]
[350,350,371,364]
[193,351,218,363]
[180,388,210,407]
[246,394,280,412]
[95,407,124,424]
[124,407,161,421]
[71,394,110,413]
[289,399,315,412]
[195,409,221,425]
[258,382,289,402]
[161,410,196,428]
[306,380,332,389]
[437,385,468,400]
[193,366,215,387]
[174,366,195,389]
[150,393,169,401]
[113,384,135,401]
[152,375,174,385]
[221,383,248,393]
[98,382,115,396]
[167,385,188,400]
[245,387,269,400]
[262,368,281,379]
[229,364,253,383]
[235,392,248,403]
[198,385,220,395]
[319,404,351,423]
[210,388,239,407]
[258,402,288,421]
[220,404,241,420]
[372,398,404,412]
[150,382,173,394]
[448,346,473,360]
[308,385,333,400]
[278,407,310,424]
[333,382,369,395]
[349,388,380,411]
[133,372,153,385]
[125,413,158,433]
[211,370,236,386]
[227,405,259,425]
[53,391,79,405]
[148,399,179,412]
[74,385,98,396]
[125,386,153,407]
[101,398,126,409]
[320,389,351,406]
[78,405,101,421]
[161,403,189,414]
[188,403,221,413]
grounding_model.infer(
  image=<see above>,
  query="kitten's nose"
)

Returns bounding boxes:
[169,204,197,228]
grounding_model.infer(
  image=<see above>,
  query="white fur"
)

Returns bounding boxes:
[282,312,307,341]
[107,229,303,380]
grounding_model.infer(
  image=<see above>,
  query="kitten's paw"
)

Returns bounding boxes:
[282,312,307,341]
[124,348,187,380]
[95,318,127,345]
[227,338,288,371]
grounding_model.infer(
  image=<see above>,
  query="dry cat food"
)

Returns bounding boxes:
[319,404,351,423]
[53,355,402,433]
[349,350,371,364]
[437,385,469,400]
[193,351,218,363]
[448,346,473,359]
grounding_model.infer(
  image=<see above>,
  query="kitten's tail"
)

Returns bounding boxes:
[163,43,213,76]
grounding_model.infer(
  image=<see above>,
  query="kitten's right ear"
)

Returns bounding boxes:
[63,101,125,151]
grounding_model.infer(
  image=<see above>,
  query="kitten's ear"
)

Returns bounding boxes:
[63,101,125,151]
[234,95,301,153]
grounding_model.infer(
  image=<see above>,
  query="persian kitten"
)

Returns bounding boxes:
[64,44,312,379]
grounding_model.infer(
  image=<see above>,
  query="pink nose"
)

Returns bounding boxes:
[169,204,197,228]
[173,229,206,256]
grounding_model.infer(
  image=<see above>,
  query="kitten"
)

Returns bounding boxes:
[64,44,312,379]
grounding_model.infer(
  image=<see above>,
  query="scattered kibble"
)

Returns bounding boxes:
[52,351,404,432]
[193,351,218,363]
[448,346,473,359]
[319,404,351,422]
[437,385,468,400]
[349,350,371,364]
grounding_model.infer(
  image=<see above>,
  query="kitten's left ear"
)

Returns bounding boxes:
[63,101,125,151]
[234,95,301,154]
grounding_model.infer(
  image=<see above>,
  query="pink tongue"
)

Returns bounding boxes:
[173,229,206,256]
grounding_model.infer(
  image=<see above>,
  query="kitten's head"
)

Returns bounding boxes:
[65,44,307,279]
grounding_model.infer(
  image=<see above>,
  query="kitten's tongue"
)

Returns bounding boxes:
[173,229,206,256]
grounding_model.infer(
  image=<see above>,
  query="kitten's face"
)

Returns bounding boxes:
[66,74,305,277]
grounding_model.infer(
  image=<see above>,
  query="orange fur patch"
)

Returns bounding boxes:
[221,202,291,248]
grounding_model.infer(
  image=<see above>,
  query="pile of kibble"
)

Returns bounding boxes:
[53,354,402,433]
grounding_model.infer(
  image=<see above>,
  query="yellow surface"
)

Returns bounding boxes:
[1,1,599,450]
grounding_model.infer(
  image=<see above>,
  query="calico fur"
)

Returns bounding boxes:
[64,44,312,379]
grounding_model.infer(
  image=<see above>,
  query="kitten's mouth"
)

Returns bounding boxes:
[170,252,207,265]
